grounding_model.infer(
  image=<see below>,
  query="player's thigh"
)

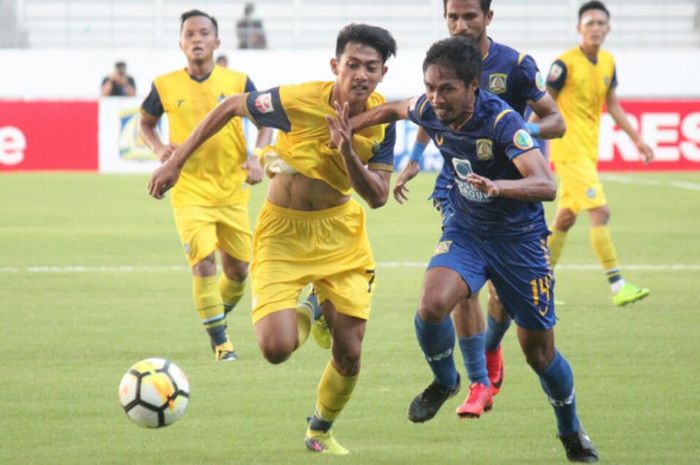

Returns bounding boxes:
[486,235,556,331]
[555,159,607,213]
[216,203,252,263]
[172,205,218,266]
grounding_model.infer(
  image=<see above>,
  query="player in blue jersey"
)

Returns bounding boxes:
[351,37,598,463]
[394,0,567,418]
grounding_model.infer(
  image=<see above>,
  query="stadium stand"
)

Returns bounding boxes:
[3,0,700,49]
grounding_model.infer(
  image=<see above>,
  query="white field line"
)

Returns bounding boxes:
[1,263,699,274]
[600,174,700,191]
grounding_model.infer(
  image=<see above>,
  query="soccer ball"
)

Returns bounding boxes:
[118,357,190,428]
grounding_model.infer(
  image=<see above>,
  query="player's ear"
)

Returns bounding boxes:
[379,65,388,82]
[215,36,221,49]
[485,9,494,27]
[330,57,339,76]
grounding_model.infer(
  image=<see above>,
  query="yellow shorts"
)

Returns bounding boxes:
[251,199,376,324]
[553,158,607,214]
[172,203,252,266]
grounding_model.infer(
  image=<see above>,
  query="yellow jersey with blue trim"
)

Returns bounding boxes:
[141,65,257,206]
[243,81,395,196]
[547,47,617,162]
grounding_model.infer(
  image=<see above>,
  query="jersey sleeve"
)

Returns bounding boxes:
[367,122,395,172]
[494,110,539,160]
[516,54,547,102]
[610,65,618,89]
[141,83,164,118]
[547,59,568,91]
[244,87,292,132]
[407,94,429,126]
[244,76,257,93]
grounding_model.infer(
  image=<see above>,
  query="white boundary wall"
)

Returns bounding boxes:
[1,48,699,100]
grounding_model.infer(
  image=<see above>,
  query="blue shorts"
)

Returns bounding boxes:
[427,220,556,330]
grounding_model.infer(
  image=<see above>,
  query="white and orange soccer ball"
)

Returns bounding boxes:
[118,358,190,428]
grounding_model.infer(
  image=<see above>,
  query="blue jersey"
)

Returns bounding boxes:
[409,90,548,241]
[432,39,547,207]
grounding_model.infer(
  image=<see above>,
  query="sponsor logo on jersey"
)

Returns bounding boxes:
[513,129,535,150]
[476,139,494,160]
[255,93,274,113]
[535,71,547,91]
[433,240,452,256]
[548,63,564,82]
[488,73,507,94]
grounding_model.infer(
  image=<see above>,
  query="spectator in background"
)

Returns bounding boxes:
[101,61,136,96]
[216,54,229,67]
[236,2,267,49]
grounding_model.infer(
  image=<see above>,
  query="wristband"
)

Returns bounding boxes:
[409,141,427,163]
[524,122,540,137]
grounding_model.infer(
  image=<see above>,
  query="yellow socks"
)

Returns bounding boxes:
[591,225,624,290]
[548,228,568,267]
[296,303,313,347]
[218,274,245,314]
[312,360,358,426]
[193,275,227,346]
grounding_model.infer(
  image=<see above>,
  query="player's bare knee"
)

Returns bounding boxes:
[523,348,551,373]
[333,350,361,377]
[418,296,452,323]
[192,254,217,276]
[259,339,295,365]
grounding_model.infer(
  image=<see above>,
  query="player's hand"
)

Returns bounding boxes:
[147,159,181,199]
[325,101,354,159]
[636,141,654,164]
[466,173,500,197]
[242,155,264,185]
[156,144,177,163]
[393,160,420,204]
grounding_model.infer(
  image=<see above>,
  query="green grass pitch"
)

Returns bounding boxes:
[1,172,699,465]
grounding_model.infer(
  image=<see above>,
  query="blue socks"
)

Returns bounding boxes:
[414,313,458,388]
[537,351,580,436]
[458,333,490,386]
[484,313,511,351]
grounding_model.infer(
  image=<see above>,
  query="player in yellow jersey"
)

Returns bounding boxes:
[147,24,397,454]
[139,10,273,361]
[547,1,653,307]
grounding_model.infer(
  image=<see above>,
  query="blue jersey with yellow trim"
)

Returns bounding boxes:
[433,39,547,206]
[409,90,548,241]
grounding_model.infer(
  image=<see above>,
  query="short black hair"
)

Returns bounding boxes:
[423,36,481,87]
[578,1,610,21]
[442,0,492,16]
[180,9,219,36]
[335,23,397,64]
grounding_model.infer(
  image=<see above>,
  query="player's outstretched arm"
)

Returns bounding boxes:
[394,127,431,204]
[147,94,248,199]
[605,88,654,164]
[527,93,566,139]
[328,101,391,209]
[350,98,412,132]
[468,149,556,201]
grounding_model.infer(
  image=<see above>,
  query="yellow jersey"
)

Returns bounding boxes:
[141,65,256,206]
[547,47,617,162]
[242,81,395,196]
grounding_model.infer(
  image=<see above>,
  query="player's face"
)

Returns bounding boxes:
[424,64,478,128]
[578,9,610,48]
[179,16,220,64]
[331,42,388,106]
[444,0,492,41]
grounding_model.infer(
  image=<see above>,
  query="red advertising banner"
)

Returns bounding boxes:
[599,99,700,171]
[0,100,98,171]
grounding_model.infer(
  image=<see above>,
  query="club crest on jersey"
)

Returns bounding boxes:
[476,139,494,160]
[433,240,452,256]
[513,129,534,150]
[488,73,507,94]
[535,71,547,91]
[255,93,274,114]
[586,187,597,199]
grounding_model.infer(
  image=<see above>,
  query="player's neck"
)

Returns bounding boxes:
[480,36,491,59]
[579,43,601,61]
[186,60,215,80]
